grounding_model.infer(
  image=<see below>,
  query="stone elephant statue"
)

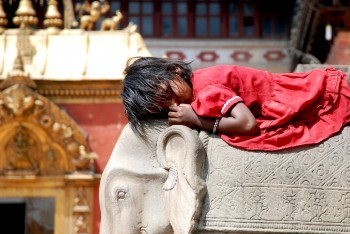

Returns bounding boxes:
[100,120,350,234]
[99,121,206,233]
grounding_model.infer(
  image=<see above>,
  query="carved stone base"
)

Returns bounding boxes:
[100,122,350,233]
[198,126,350,233]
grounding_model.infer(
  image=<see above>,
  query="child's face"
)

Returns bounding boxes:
[159,77,193,109]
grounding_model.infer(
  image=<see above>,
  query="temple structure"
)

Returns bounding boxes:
[0,0,150,234]
[0,0,349,234]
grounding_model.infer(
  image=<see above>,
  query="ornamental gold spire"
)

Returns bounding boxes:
[13,0,38,27]
[0,51,37,91]
[44,0,62,34]
[0,0,7,34]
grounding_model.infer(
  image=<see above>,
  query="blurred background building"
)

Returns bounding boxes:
[0,0,349,234]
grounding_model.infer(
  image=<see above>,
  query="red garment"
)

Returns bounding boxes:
[190,65,350,151]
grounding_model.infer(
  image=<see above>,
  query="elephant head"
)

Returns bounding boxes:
[99,121,206,234]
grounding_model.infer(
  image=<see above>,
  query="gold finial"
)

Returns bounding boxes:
[44,0,62,33]
[0,0,6,18]
[0,51,37,91]
[0,0,7,33]
[45,0,61,19]
[13,0,38,27]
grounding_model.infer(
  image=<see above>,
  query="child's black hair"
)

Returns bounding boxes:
[121,56,193,137]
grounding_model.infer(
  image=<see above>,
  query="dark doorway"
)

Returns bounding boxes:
[0,203,26,234]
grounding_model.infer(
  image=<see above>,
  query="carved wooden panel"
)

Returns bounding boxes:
[0,79,99,234]
[0,83,97,176]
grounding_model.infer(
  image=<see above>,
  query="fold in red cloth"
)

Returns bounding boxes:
[191,66,350,151]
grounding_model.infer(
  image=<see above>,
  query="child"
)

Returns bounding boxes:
[121,57,350,151]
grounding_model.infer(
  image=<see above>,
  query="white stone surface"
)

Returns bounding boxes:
[100,120,350,233]
[0,29,151,80]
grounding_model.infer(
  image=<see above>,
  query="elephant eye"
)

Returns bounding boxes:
[117,191,126,200]
[112,187,128,202]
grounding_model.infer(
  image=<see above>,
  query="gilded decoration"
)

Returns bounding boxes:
[73,187,91,234]
[0,0,145,174]
[79,0,110,30]
[0,54,98,176]
[0,0,151,103]
[0,1,141,233]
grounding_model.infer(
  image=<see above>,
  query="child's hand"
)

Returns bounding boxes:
[169,102,259,135]
[168,104,200,128]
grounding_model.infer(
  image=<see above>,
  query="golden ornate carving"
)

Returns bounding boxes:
[3,90,34,116]
[44,0,63,34]
[34,80,123,103]
[75,215,89,234]
[80,0,110,30]
[1,52,36,90]
[45,0,61,19]
[4,125,39,175]
[13,0,38,27]
[101,10,123,31]
[73,187,91,234]
[0,57,98,176]
[74,187,90,211]
[0,0,7,34]
[16,0,36,15]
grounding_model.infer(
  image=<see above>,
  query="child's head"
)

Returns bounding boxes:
[121,57,192,137]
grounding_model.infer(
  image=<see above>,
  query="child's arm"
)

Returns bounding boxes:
[168,103,259,135]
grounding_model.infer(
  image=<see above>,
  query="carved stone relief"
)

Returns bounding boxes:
[200,126,350,233]
[100,119,350,233]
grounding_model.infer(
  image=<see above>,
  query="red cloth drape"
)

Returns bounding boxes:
[191,66,350,151]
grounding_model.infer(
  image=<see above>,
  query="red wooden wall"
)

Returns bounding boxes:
[58,102,128,234]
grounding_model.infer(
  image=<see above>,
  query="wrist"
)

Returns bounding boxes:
[213,118,221,134]
[196,116,221,132]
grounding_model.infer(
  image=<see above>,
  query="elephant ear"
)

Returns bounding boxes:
[157,125,207,234]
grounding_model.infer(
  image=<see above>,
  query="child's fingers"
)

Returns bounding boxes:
[169,104,179,111]
[168,110,178,118]
[168,117,180,125]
